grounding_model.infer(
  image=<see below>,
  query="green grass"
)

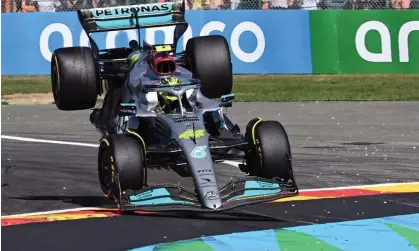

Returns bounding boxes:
[2,74,419,101]
[232,74,419,101]
[2,76,52,95]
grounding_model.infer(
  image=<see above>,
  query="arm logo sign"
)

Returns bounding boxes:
[2,11,312,75]
[355,21,419,63]
[39,20,265,63]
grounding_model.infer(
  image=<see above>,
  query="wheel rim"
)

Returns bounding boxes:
[99,148,113,197]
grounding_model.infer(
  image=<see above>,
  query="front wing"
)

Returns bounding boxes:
[119,176,298,212]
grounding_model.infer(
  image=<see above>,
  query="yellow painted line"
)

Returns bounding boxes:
[5,213,113,220]
[273,183,419,203]
[273,196,334,203]
[362,183,419,193]
[43,214,111,221]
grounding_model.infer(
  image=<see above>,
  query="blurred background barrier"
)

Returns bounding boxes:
[310,10,419,74]
[1,10,418,75]
[1,0,418,12]
[0,11,313,75]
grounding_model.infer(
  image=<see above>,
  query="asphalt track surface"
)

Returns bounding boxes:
[2,102,419,250]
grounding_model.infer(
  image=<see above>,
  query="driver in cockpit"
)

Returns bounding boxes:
[90,39,185,135]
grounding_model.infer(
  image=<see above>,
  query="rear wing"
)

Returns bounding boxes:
[76,1,189,60]
[77,1,187,34]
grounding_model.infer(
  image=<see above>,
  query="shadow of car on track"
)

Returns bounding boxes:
[8,195,116,208]
[125,209,302,223]
[7,195,300,223]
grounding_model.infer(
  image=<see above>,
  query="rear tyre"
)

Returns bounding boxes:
[51,46,99,110]
[245,119,293,181]
[98,134,145,204]
[185,35,233,99]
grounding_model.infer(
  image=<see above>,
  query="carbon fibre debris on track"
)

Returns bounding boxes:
[3,183,419,226]
[2,103,419,251]
[2,192,419,251]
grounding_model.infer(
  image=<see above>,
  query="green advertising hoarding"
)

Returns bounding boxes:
[310,10,419,74]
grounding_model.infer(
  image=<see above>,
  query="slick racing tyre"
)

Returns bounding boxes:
[51,46,99,110]
[98,134,145,203]
[245,118,293,182]
[185,35,233,99]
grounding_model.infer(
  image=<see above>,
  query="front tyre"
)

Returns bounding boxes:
[98,134,145,205]
[51,46,99,110]
[185,35,233,99]
[245,118,293,182]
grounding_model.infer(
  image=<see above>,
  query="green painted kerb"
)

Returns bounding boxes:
[385,223,419,250]
[153,239,214,251]
[275,229,342,251]
[131,214,419,251]
[310,10,419,74]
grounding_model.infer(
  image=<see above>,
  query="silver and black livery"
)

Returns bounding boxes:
[50,0,299,212]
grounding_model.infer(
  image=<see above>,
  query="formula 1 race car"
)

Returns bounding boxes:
[50,0,299,212]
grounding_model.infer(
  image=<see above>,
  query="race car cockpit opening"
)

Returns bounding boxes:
[149,52,177,75]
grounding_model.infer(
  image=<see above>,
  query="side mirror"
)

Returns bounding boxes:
[220,93,235,107]
[119,103,137,116]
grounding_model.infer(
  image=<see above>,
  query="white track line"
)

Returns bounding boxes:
[1,134,419,218]
[1,135,98,147]
[298,181,419,192]
[2,207,103,217]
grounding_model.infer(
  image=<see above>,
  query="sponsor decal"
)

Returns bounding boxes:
[173,116,199,123]
[119,103,136,116]
[204,191,220,200]
[256,181,278,188]
[161,76,180,86]
[178,129,205,139]
[155,45,172,52]
[201,178,212,183]
[198,169,213,174]
[191,146,207,159]
[92,3,171,17]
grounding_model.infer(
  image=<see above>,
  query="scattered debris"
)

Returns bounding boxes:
[2,156,16,187]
